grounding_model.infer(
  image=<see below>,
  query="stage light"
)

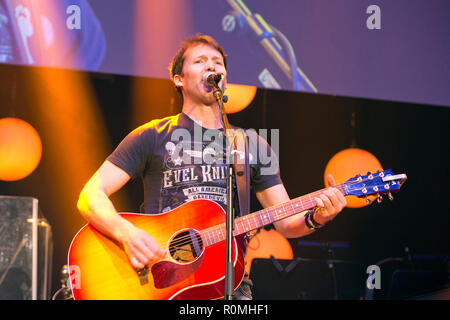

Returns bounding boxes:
[224,83,257,113]
[245,228,293,275]
[324,148,383,208]
[0,118,42,181]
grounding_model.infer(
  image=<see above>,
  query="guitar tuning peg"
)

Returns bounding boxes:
[388,193,394,201]
[377,194,383,203]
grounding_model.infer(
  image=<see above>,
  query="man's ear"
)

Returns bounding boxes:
[173,74,183,88]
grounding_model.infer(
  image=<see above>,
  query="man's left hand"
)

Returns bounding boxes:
[313,174,347,225]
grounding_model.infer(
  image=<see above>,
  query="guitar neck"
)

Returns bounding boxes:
[201,184,346,247]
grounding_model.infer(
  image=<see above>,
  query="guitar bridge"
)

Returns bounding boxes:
[136,265,149,285]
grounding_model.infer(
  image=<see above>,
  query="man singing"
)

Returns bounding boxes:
[77,34,347,300]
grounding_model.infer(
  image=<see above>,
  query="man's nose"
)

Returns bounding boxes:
[205,60,215,71]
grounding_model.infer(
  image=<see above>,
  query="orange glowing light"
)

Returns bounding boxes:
[245,228,293,275]
[0,118,42,181]
[224,84,257,114]
[324,148,383,208]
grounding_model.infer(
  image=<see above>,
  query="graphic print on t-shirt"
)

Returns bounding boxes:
[160,138,229,213]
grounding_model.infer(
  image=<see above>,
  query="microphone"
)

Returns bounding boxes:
[203,72,223,88]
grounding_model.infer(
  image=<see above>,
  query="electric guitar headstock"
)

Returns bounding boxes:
[343,169,407,203]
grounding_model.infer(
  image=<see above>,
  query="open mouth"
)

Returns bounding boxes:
[202,83,214,93]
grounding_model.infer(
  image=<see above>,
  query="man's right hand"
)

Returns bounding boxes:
[120,225,167,269]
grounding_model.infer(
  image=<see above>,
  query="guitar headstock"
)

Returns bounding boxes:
[343,169,407,203]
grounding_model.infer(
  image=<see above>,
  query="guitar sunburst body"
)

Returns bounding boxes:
[68,200,245,300]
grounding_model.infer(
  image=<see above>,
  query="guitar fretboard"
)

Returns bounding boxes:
[201,184,346,247]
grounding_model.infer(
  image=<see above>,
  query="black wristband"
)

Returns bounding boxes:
[310,209,323,228]
[304,211,320,231]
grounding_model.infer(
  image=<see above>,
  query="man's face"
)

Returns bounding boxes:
[174,43,227,106]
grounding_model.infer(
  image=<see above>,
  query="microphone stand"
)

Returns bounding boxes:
[213,81,235,300]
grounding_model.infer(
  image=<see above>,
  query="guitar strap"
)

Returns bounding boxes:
[231,128,250,217]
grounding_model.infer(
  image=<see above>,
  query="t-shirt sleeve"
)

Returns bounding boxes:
[106,126,154,179]
[246,129,283,191]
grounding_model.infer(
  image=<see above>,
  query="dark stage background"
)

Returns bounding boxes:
[0,64,449,299]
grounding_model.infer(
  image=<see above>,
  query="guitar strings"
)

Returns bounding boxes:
[159,177,394,250]
[163,183,391,251]
[154,177,393,251]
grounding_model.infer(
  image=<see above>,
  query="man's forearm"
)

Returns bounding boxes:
[274,213,316,238]
[77,187,134,243]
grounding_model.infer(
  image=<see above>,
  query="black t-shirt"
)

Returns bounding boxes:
[107,112,282,215]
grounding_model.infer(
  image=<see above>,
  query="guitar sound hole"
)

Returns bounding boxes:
[169,229,203,263]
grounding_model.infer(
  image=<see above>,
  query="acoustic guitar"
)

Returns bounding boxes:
[68,169,406,300]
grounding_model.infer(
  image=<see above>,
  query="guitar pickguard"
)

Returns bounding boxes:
[151,228,205,289]
[151,255,203,289]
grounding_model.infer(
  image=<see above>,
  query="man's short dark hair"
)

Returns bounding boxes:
[169,34,227,96]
